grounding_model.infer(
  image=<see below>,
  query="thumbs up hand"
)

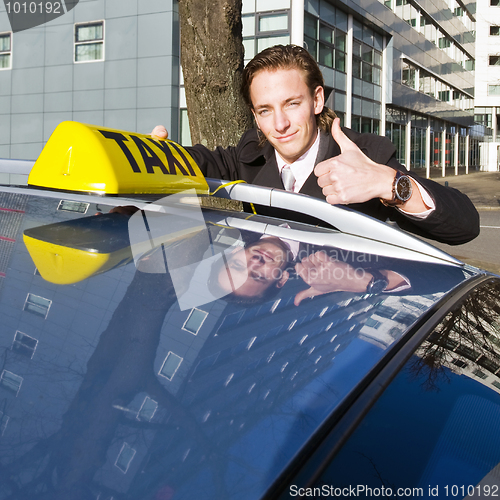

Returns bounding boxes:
[293,251,372,306]
[314,118,396,206]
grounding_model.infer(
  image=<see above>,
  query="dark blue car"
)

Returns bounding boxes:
[0,159,499,500]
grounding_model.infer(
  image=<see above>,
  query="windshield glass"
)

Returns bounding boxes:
[0,189,471,499]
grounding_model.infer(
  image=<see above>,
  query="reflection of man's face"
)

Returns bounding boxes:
[250,68,324,164]
[218,238,290,298]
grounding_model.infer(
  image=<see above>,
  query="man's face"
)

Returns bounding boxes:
[218,239,289,298]
[249,68,324,164]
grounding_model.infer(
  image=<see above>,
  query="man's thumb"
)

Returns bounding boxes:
[294,287,316,306]
[151,125,168,139]
[331,117,356,152]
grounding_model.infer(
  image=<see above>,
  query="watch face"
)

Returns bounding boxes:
[367,279,389,294]
[395,175,412,202]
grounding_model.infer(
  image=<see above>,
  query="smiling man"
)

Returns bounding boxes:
[152,44,479,245]
[208,237,292,303]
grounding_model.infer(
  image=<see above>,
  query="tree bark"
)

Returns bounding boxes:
[179,0,253,149]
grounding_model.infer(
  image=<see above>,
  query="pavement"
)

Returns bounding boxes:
[431,171,500,210]
[421,170,500,275]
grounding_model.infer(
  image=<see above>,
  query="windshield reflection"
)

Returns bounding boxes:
[411,280,500,392]
[311,281,500,498]
[0,194,469,499]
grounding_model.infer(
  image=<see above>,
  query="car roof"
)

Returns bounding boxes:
[0,157,485,499]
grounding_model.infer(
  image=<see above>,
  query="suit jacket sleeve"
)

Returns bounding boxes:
[183,128,479,246]
[185,129,267,184]
[344,130,479,245]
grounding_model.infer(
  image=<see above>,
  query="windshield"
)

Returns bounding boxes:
[0,189,471,499]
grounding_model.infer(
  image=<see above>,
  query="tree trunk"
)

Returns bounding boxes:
[179,0,253,149]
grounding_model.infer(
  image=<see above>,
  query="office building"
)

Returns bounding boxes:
[0,0,498,172]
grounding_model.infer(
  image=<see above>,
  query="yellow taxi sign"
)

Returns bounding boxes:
[23,212,133,284]
[28,121,209,195]
[23,234,132,285]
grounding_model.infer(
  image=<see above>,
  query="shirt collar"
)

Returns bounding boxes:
[275,130,320,192]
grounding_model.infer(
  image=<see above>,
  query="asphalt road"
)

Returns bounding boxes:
[421,210,500,275]
[422,172,500,274]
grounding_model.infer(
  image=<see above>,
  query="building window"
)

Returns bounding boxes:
[137,396,158,421]
[438,37,451,49]
[402,61,416,89]
[12,331,38,359]
[319,22,334,68]
[419,69,436,97]
[365,318,382,328]
[489,85,500,96]
[115,442,136,473]
[473,368,488,379]
[452,358,468,368]
[74,21,104,63]
[491,26,500,35]
[159,352,183,380]
[353,41,377,82]
[182,308,208,335]
[489,55,500,66]
[23,293,51,319]
[0,370,23,396]
[304,12,318,60]
[438,90,450,102]
[0,32,12,70]
[304,12,346,72]
[491,0,499,6]
[257,12,288,33]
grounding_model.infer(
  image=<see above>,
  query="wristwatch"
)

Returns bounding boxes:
[381,170,413,206]
[366,269,389,294]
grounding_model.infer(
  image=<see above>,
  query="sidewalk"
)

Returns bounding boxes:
[431,171,500,210]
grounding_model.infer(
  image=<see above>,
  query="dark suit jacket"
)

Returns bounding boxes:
[187,128,479,245]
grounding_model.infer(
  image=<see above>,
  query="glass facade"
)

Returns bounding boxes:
[409,115,429,172]
[304,10,347,72]
[242,8,290,64]
[183,0,489,174]
[385,109,475,173]
[401,59,473,110]
[386,108,407,165]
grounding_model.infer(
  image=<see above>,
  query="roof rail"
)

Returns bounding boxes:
[206,178,463,266]
[0,158,34,186]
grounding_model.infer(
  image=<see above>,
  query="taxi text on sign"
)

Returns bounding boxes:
[28,121,209,195]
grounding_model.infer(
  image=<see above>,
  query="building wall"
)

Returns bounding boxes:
[238,0,484,172]
[0,0,180,160]
[1,0,495,170]
[475,0,500,107]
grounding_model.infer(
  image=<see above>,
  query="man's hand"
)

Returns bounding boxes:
[314,118,427,212]
[151,125,168,140]
[294,251,371,306]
